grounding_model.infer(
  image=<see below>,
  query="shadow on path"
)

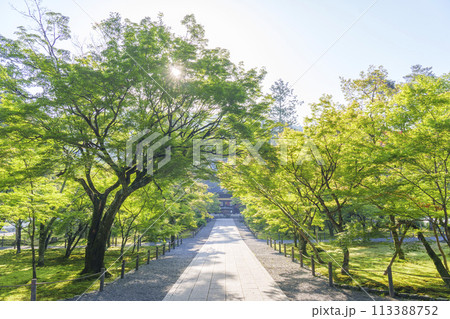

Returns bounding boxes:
[71,221,215,301]
[235,220,393,301]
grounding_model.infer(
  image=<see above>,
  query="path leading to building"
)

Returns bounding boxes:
[74,218,392,301]
[163,219,288,301]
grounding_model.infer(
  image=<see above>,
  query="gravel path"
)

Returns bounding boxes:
[72,221,214,301]
[234,220,393,301]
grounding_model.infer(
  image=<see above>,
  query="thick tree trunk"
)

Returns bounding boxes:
[417,232,450,288]
[82,192,128,274]
[83,229,109,274]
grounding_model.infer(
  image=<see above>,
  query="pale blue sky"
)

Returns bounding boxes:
[1,0,449,123]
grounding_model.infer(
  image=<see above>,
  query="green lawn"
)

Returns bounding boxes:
[282,240,450,299]
[0,245,160,301]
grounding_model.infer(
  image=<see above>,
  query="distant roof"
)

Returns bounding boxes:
[217,192,232,198]
[202,180,227,194]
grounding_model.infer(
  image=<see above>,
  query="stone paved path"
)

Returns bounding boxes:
[163,219,288,301]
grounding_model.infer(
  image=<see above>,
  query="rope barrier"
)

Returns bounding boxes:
[0,230,197,299]
[0,283,31,288]
[0,272,101,289]
[329,267,450,279]
[36,272,102,285]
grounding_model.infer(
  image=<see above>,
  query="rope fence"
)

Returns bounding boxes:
[247,222,449,301]
[0,222,208,301]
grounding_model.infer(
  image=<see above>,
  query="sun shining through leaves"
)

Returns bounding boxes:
[170,66,182,78]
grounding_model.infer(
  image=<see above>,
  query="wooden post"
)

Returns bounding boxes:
[121,260,125,279]
[291,247,295,262]
[180,237,183,245]
[311,256,315,276]
[156,246,159,259]
[162,244,165,255]
[177,235,179,247]
[147,249,150,264]
[136,255,139,271]
[278,242,282,253]
[168,241,171,252]
[284,244,287,257]
[387,266,395,297]
[100,268,105,292]
[328,262,333,287]
[30,278,37,301]
[269,238,272,247]
[300,250,304,268]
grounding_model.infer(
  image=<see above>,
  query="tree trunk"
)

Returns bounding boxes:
[64,223,87,258]
[390,216,405,260]
[131,231,137,254]
[107,232,111,249]
[445,225,450,250]
[37,224,46,267]
[65,233,74,258]
[293,231,298,248]
[417,232,450,288]
[15,219,22,254]
[171,234,176,248]
[82,192,128,274]
[326,220,334,237]
[341,247,350,275]
[299,235,308,256]
[432,224,448,271]
[44,230,52,250]
[37,218,56,267]
[30,214,37,279]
